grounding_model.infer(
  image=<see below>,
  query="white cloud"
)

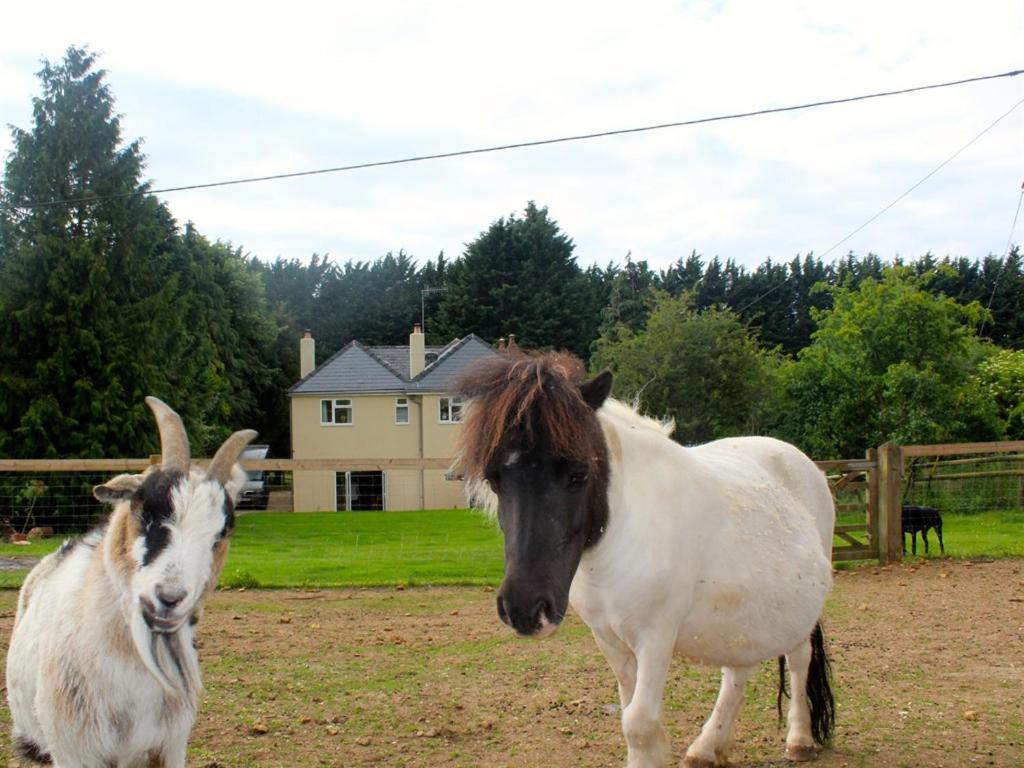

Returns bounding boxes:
[1,0,1021,270]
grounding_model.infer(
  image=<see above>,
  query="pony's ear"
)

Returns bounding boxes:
[93,473,144,504]
[579,370,613,410]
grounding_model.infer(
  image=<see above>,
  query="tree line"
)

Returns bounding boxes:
[2,47,1022,464]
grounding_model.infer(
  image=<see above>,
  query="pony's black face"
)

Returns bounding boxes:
[488,372,613,637]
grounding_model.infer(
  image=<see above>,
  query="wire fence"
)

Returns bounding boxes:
[0,458,460,536]
[0,469,297,536]
[2,446,1022,547]
[904,452,1024,514]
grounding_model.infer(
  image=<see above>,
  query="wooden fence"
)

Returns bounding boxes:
[4,440,1024,564]
[815,454,880,563]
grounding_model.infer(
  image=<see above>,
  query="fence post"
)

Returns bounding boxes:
[865,446,879,556]
[876,442,903,564]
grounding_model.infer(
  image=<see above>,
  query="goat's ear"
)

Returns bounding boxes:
[93,473,144,504]
[222,463,248,504]
[579,370,613,410]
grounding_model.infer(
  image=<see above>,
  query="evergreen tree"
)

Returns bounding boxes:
[419,251,450,342]
[173,225,292,454]
[432,202,592,355]
[659,251,705,297]
[595,255,658,343]
[314,251,423,353]
[694,256,730,309]
[578,262,615,357]
[255,253,333,335]
[733,255,834,355]
[0,48,185,457]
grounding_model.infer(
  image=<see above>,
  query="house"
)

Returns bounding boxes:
[288,325,499,511]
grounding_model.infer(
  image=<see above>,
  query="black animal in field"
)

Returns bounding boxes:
[901,504,944,555]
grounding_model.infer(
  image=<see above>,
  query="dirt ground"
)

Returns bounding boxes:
[2,558,1022,767]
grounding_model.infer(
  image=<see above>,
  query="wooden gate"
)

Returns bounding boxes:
[816,454,880,562]
[815,443,903,564]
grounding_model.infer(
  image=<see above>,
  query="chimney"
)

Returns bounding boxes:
[300,330,316,378]
[409,323,425,378]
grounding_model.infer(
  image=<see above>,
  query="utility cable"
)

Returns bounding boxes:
[6,68,1022,212]
[979,179,1024,337]
[737,96,1024,315]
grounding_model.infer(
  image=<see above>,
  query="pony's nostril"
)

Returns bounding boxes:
[496,594,511,626]
[155,586,186,610]
[532,598,553,626]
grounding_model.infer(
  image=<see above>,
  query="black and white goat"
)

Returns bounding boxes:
[6,397,255,767]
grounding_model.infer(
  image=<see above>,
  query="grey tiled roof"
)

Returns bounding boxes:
[368,345,447,381]
[409,336,495,392]
[289,335,497,396]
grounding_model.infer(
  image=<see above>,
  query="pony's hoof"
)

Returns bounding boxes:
[785,743,817,762]
[682,755,717,767]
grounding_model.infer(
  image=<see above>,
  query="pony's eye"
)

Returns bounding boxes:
[568,470,589,489]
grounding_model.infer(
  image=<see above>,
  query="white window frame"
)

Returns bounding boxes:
[438,396,463,424]
[395,397,410,425]
[320,398,353,426]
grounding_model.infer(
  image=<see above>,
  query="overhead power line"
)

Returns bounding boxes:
[737,96,1024,315]
[817,97,1024,260]
[7,68,1023,212]
[979,179,1024,336]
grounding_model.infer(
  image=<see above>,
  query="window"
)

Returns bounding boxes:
[395,397,410,424]
[321,398,352,425]
[439,396,463,423]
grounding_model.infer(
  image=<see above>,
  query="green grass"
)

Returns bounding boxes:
[833,509,1024,563]
[218,509,505,588]
[0,509,505,589]
[1,508,1021,589]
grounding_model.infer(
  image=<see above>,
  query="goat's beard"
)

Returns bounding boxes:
[129,610,200,698]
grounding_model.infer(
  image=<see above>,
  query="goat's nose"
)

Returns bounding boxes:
[155,585,187,610]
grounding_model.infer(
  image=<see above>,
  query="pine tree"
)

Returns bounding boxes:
[432,202,591,355]
[0,48,185,457]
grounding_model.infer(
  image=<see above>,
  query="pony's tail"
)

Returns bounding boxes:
[776,655,789,721]
[808,621,835,745]
[775,621,835,746]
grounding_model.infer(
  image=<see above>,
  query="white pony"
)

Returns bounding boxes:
[455,352,835,767]
[7,397,255,767]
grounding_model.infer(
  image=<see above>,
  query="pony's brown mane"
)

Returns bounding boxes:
[452,351,604,480]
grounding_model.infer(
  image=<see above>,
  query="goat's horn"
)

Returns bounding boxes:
[208,429,258,486]
[145,396,190,474]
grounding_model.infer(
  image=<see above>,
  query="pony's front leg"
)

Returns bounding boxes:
[620,635,674,768]
[593,630,638,708]
[683,664,754,767]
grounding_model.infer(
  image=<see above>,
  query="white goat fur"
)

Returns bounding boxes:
[7,400,253,768]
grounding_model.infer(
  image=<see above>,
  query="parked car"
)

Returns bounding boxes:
[236,444,270,510]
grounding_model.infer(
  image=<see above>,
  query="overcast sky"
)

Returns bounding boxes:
[1,1,1021,271]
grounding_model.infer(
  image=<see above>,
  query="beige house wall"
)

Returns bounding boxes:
[291,393,466,511]
[291,394,420,459]
[292,470,336,512]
